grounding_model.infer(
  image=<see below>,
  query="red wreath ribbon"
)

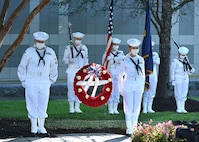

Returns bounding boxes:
[74,63,112,107]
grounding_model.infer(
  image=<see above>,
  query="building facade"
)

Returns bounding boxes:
[0,1,198,84]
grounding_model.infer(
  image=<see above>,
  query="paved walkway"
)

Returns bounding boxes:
[0,133,131,142]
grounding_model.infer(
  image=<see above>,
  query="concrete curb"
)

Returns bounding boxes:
[0,133,131,142]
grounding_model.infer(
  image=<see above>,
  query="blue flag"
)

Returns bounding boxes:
[142,0,153,90]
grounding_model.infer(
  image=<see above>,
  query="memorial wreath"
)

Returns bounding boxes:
[74,63,112,107]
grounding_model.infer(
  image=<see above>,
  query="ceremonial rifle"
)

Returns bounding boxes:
[171,38,193,70]
[68,22,83,58]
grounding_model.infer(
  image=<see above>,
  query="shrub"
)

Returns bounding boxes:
[131,119,185,142]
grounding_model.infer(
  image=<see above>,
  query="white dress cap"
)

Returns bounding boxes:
[152,41,155,46]
[112,38,121,44]
[33,31,49,41]
[72,32,85,38]
[178,46,189,55]
[127,38,141,47]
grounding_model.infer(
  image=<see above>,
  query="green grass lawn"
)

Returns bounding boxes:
[0,99,199,129]
[188,96,199,101]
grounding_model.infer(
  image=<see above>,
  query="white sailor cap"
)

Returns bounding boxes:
[178,46,189,55]
[127,38,141,47]
[152,41,155,46]
[72,32,85,38]
[33,31,49,41]
[112,38,121,44]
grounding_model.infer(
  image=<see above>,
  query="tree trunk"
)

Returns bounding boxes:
[156,0,172,98]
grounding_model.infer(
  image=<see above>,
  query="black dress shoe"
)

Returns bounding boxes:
[30,132,37,137]
[38,133,50,138]
[126,134,131,137]
[38,133,57,138]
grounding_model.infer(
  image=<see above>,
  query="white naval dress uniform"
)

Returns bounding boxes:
[118,53,145,135]
[170,57,194,113]
[63,44,88,112]
[143,52,160,113]
[102,50,125,114]
[18,45,58,133]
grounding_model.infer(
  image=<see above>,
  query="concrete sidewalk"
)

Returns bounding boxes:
[0,133,131,142]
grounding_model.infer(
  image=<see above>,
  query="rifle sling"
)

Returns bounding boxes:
[70,44,83,58]
[178,59,189,71]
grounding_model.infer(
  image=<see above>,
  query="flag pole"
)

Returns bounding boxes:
[102,0,114,69]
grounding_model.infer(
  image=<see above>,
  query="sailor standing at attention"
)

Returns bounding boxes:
[170,46,195,113]
[118,38,145,137]
[63,32,88,114]
[18,31,58,136]
[142,41,160,113]
[102,37,125,115]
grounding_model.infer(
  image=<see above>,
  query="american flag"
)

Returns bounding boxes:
[102,0,113,69]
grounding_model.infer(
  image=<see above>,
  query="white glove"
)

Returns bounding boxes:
[115,56,123,63]
[21,81,26,88]
[69,58,74,63]
[107,55,114,60]
[190,68,195,73]
[50,80,54,85]
[171,81,176,86]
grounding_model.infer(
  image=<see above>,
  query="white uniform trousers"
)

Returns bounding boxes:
[67,70,81,103]
[25,82,50,119]
[123,90,143,134]
[108,74,120,103]
[174,75,189,102]
[143,74,157,102]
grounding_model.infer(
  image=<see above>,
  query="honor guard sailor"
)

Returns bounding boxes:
[170,46,195,113]
[142,41,160,113]
[18,31,58,136]
[118,38,145,136]
[63,32,88,114]
[102,38,125,114]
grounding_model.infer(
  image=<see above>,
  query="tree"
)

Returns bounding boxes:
[149,0,194,98]
[0,0,50,72]
[54,0,194,98]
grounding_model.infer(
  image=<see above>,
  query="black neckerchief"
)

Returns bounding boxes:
[70,45,84,58]
[111,51,119,63]
[129,57,143,75]
[35,49,46,66]
[76,45,84,58]
[178,58,189,71]
[111,51,118,57]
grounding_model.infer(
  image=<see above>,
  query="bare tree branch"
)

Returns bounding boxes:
[172,0,194,12]
[0,0,30,47]
[150,1,161,36]
[0,0,10,27]
[0,0,50,72]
